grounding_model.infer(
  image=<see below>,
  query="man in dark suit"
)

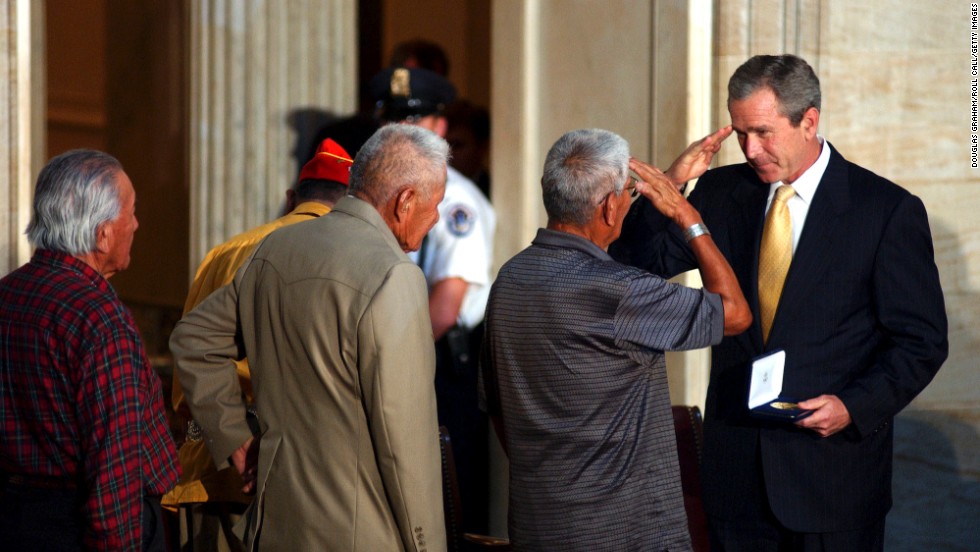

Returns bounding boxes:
[611,54,948,551]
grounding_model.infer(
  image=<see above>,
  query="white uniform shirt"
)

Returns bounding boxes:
[409,166,496,329]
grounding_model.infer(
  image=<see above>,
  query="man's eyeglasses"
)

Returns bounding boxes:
[599,175,641,205]
[624,175,640,199]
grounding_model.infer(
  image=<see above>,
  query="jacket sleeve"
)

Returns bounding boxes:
[837,194,949,436]
[359,261,447,552]
[170,269,253,467]
[610,186,699,277]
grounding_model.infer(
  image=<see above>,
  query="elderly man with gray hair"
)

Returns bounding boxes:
[481,128,750,551]
[171,124,449,552]
[0,150,179,551]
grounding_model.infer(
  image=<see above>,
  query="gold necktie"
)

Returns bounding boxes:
[758,185,796,343]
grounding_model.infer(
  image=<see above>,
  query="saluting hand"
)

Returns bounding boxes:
[629,158,700,228]
[665,126,734,188]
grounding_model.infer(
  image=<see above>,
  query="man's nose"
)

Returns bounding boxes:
[742,135,761,159]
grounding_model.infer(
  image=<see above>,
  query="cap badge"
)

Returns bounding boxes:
[390,68,411,98]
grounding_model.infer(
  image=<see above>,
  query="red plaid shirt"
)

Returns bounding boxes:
[0,250,179,550]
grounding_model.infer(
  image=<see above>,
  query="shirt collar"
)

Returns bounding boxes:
[34,249,113,290]
[531,228,613,261]
[766,135,830,206]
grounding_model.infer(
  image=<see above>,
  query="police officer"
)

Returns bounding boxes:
[370,66,496,534]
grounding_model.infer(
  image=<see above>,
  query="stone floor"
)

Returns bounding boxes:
[886,408,980,551]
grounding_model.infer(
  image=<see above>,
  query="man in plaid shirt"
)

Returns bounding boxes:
[0,149,179,551]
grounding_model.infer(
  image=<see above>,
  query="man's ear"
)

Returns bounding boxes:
[600,193,618,227]
[433,116,449,139]
[801,106,820,138]
[95,222,112,253]
[393,187,417,222]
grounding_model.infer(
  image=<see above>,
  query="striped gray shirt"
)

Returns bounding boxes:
[482,229,723,551]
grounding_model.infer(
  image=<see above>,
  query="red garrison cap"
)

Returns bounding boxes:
[298,138,353,186]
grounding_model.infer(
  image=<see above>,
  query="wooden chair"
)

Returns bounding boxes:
[671,405,710,552]
[439,426,512,551]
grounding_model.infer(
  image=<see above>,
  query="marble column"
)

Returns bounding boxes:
[188,0,357,266]
[0,0,44,275]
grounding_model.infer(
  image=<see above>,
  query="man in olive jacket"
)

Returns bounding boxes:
[170,124,449,551]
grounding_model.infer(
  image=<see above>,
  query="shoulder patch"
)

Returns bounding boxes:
[446,204,476,237]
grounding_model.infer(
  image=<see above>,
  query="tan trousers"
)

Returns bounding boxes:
[177,502,246,552]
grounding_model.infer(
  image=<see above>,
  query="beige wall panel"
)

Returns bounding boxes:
[492,0,654,263]
[748,0,786,52]
[650,1,688,165]
[821,122,963,183]
[536,1,653,154]
[491,0,540,263]
[822,2,952,51]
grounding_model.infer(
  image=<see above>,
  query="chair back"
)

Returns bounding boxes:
[440,426,513,551]
[672,405,710,552]
[440,425,465,552]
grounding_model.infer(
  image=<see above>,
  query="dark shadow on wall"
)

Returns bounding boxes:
[885,218,980,551]
[288,108,379,179]
[886,409,980,551]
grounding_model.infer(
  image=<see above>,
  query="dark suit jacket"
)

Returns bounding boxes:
[610,144,948,532]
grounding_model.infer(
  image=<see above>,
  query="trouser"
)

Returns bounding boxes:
[708,514,885,552]
[435,323,490,535]
[0,477,166,552]
[178,502,246,552]
[706,438,886,552]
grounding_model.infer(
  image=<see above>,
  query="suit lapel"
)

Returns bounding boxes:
[766,146,852,346]
[725,168,768,356]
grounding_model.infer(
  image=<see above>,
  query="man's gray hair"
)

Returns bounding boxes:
[728,54,821,126]
[542,129,629,226]
[349,124,450,206]
[26,149,124,255]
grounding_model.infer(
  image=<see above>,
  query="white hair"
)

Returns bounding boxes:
[541,129,629,225]
[26,149,123,255]
[348,124,450,206]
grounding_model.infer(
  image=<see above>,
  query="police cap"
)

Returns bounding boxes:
[369,66,456,122]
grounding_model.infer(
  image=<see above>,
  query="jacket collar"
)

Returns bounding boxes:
[331,195,405,256]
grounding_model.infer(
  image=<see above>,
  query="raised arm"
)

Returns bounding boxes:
[630,158,752,336]
[664,126,733,188]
